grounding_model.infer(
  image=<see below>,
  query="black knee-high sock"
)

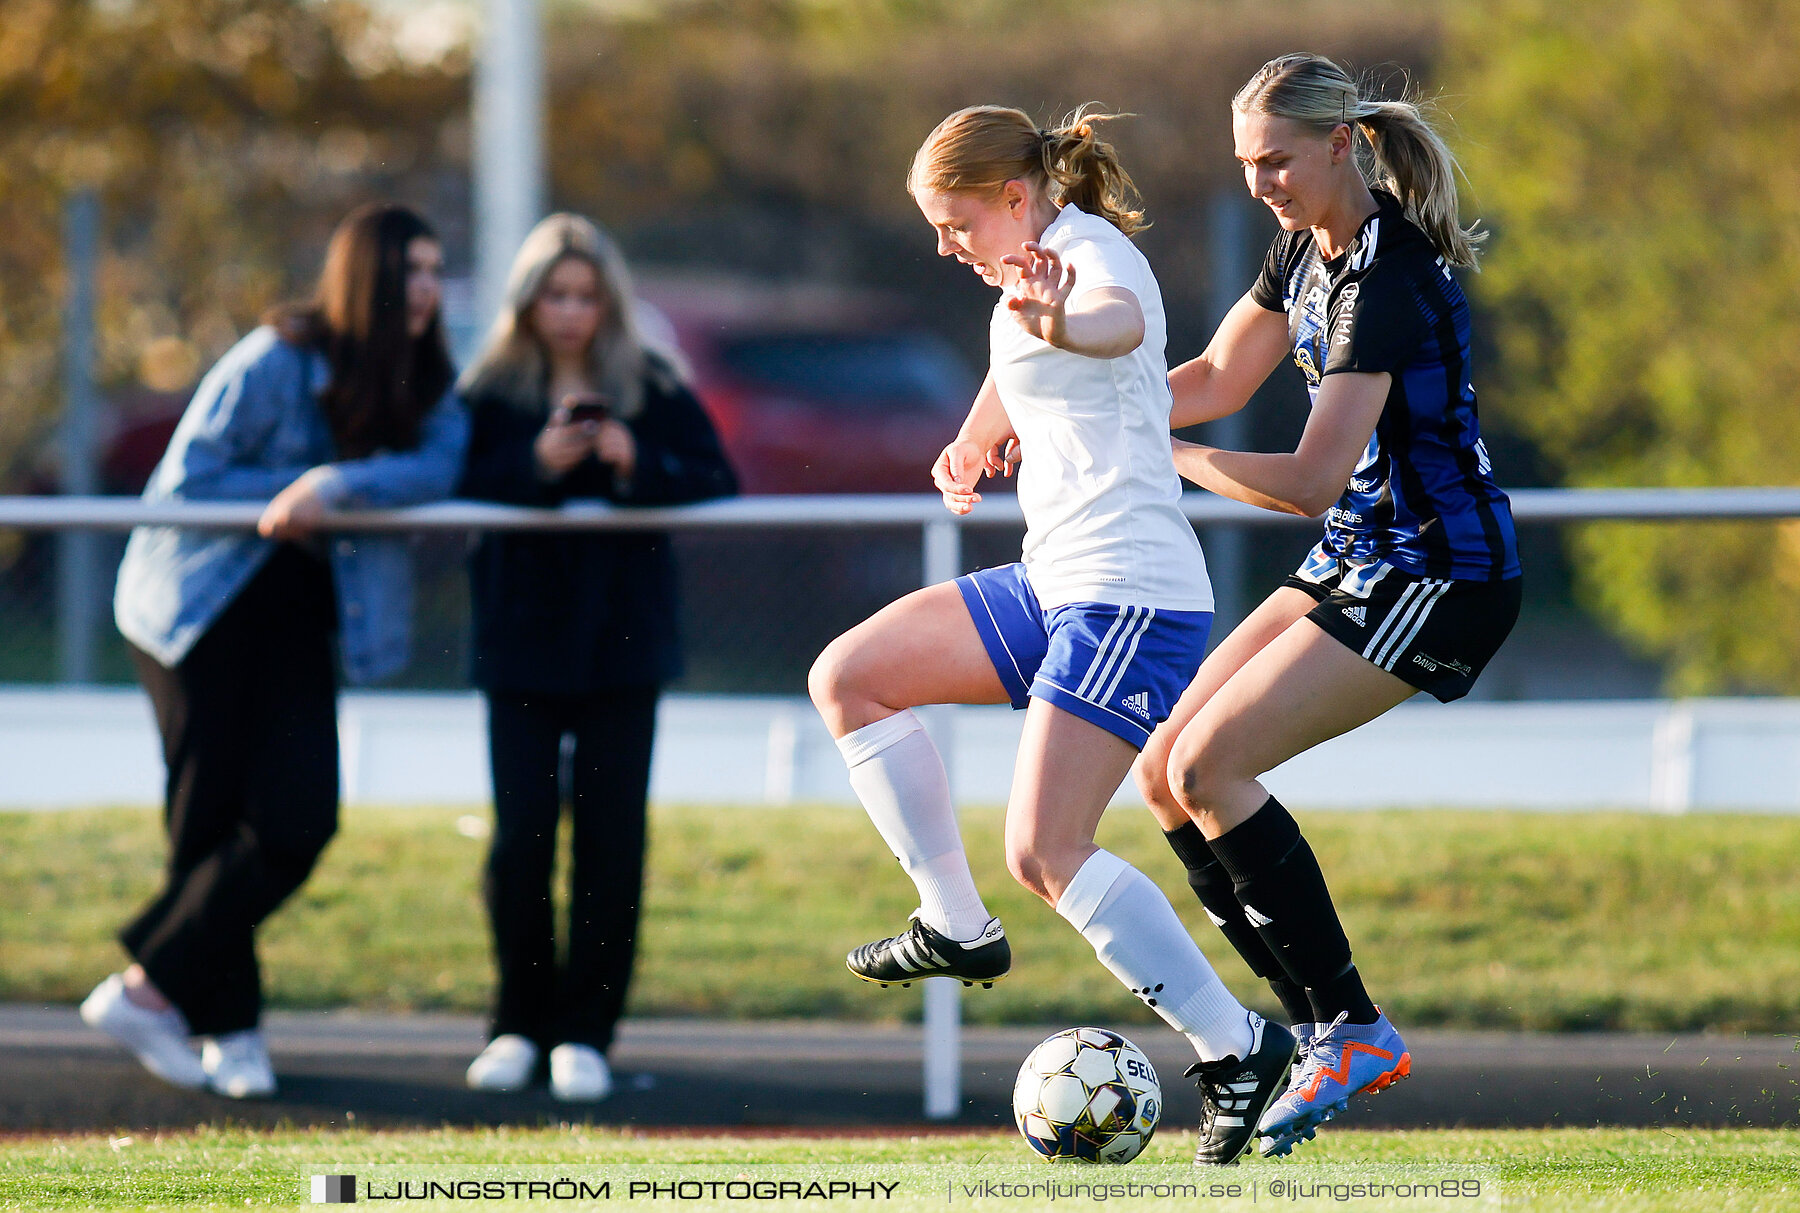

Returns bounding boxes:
[1163,821,1313,1026]
[1206,796,1379,1026]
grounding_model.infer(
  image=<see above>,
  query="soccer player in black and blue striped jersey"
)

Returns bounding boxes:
[1134,53,1523,1158]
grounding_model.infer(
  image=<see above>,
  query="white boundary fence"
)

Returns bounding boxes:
[5,485,1800,1120]
[9,484,1800,532]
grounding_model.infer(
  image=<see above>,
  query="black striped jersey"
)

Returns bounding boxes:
[1250,190,1521,582]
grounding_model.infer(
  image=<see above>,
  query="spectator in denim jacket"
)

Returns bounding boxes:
[83,203,469,1100]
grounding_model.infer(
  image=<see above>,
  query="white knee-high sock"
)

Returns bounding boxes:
[1057,849,1254,1062]
[836,710,992,942]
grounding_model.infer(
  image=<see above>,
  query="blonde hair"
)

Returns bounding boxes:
[907,104,1150,237]
[1234,53,1486,269]
[460,213,655,418]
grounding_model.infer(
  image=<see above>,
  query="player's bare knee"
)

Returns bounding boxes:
[805,641,839,706]
[807,638,860,720]
[1167,734,1229,816]
[1004,844,1056,905]
[1133,733,1178,813]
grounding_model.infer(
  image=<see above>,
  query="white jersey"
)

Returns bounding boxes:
[988,205,1212,612]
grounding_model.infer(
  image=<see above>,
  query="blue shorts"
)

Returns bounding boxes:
[955,563,1212,749]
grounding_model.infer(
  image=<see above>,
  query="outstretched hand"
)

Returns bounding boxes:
[1003,241,1076,346]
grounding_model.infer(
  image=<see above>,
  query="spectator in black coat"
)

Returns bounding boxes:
[457,213,735,1101]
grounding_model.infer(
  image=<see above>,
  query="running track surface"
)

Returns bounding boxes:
[2,1006,1795,1134]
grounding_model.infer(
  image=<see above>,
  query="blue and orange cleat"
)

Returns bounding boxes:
[1256,1011,1411,1157]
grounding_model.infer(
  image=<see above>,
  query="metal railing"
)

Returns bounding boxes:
[7,485,1800,532]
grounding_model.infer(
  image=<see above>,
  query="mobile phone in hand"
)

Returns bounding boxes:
[562,392,614,424]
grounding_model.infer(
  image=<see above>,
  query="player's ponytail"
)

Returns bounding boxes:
[908,104,1149,237]
[1234,53,1486,269]
[1041,106,1149,237]
[1353,99,1485,270]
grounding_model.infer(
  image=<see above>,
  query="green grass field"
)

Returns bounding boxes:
[3,1127,1796,1211]
[3,805,1799,1032]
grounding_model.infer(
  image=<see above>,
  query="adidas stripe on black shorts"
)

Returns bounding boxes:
[1285,555,1522,703]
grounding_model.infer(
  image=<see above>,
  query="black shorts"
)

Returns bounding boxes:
[1285,559,1522,703]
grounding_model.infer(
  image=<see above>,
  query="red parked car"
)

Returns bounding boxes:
[97,278,985,500]
[640,276,983,496]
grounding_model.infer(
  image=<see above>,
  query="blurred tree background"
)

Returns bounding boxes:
[2,0,1792,691]
[0,0,467,487]
[1450,0,1800,692]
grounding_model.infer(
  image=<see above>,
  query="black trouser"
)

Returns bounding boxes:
[482,686,658,1054]
[121,545,339,1037]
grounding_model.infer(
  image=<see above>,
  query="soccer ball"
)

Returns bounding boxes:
[1012,1027,1161,1163]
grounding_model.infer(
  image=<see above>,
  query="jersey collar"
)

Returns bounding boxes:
[1042,202,1100,249]
[1326,189,1405,273]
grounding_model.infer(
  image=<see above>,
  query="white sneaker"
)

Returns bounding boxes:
[549,1043,613,1102]
[79,974,206,1090]
[467,1034,538,1092]
[201,1029,277,1099]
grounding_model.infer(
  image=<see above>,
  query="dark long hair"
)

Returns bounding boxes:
[268,203,455,457]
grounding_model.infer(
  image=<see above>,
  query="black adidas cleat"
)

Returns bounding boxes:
[1187,1013,1298,1166]
[846,915,1010,987]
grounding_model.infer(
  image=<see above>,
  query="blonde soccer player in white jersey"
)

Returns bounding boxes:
[807,106,1296,1165]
